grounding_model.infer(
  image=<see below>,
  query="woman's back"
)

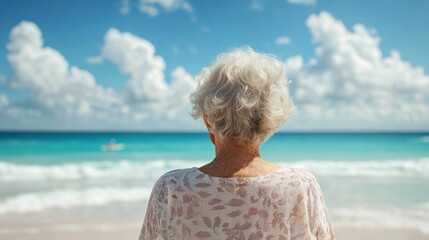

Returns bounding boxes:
[140,167,334,240]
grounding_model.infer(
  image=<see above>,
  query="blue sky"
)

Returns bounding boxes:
[0,0,428,131]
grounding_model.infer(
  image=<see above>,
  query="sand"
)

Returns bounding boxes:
[335,227,428,240]
[1,225,428,240]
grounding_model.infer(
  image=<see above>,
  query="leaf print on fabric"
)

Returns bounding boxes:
[213,216,221,229]
[243,207,258,219]
[183,176,191,189]
[278,197,288,206]
[271,187,280,199]
[208,198,222,205]
[196,174,205,179]
[279,235,288,240]
[177,205,183,217]
[258,209,269,219]
[211,205,226,210]
[195,231,212,238]
[239,222,251,230]
[249,230,263,240]
[228,198,246,207]
[195,183,211,188]
[183,194,192,203]
[187,200,202,218]
[198,191,212,198]
[182,224,191,237]
[226,210,242,217]
[236,187,247,198]
[203,217,212,228]
[250,195,259,203]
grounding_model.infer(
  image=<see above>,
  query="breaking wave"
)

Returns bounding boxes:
[332,203,429,235]
[0,186,152,215]
[1,157,429,182]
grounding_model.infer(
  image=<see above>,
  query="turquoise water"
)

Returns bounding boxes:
[0,132,428,233]
[1,132,428,164]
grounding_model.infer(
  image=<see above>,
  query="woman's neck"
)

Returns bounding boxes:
[213,140,261,165]
[199,139,280,178]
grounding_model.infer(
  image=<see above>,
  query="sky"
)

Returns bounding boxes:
[0,0,428,131]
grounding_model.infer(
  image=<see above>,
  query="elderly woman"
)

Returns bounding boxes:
[139,48,335,240]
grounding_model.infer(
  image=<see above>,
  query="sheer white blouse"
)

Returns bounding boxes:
[139,167,335,240]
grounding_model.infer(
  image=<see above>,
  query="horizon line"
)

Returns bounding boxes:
[0,130,428,134]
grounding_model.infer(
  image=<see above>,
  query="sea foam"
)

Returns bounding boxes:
[0,159,199,182]
[1,157,428,182]
[332,203,429,235]
[0,186,152,215]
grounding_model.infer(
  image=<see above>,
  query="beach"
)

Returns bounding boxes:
[1,206,428,240]
[1,132,428,239]
[2,225,428,240]
[1,201,428,240]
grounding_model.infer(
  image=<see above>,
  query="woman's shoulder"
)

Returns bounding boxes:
[286,167,317,179]
[151,168,195,188]
[282,167,320,188]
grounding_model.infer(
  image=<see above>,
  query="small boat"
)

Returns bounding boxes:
[100,139,125,151]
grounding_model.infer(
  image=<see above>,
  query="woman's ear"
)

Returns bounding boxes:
[203,114,211,129]
[203,115,216,145]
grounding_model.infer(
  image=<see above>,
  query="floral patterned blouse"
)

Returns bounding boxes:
[139,167,335,240]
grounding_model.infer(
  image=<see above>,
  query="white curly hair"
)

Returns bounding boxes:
[190,47,295,145]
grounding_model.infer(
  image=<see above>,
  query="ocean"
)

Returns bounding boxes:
[0,132,428,236]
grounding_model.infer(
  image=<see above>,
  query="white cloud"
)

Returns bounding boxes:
[86,55,103,64]
[119,0,131,14]
[201,26,210,33]
[172,44,180,55]
[99,28,198,125]
[138,0,193,17]
[287,0,316,6]
[0,94,8,108]
[188,45,198,55]
[167,66,197,119]
[102,28,169,103]
[139,4,159,16]
[6,21,124,120]
[1,21,198,130]
[275,36,292,45]
[249,1,263,11]
[285,11,429,130]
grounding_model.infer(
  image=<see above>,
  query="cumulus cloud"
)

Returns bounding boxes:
[287,0,316,6]
[0,95,8,108]
[166,66,197,119]
[102,28,169,103]
[275,36,291,45]
[6,21,124,120]
[1,21,198,130]
[188,45,198,55]
[249,0,263,11]
[201,26,210,33]
[285,11,429,130]
[138,0,193,17]
[119,0,131,14]
[86,55,103,64]
[98,28,198,124]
